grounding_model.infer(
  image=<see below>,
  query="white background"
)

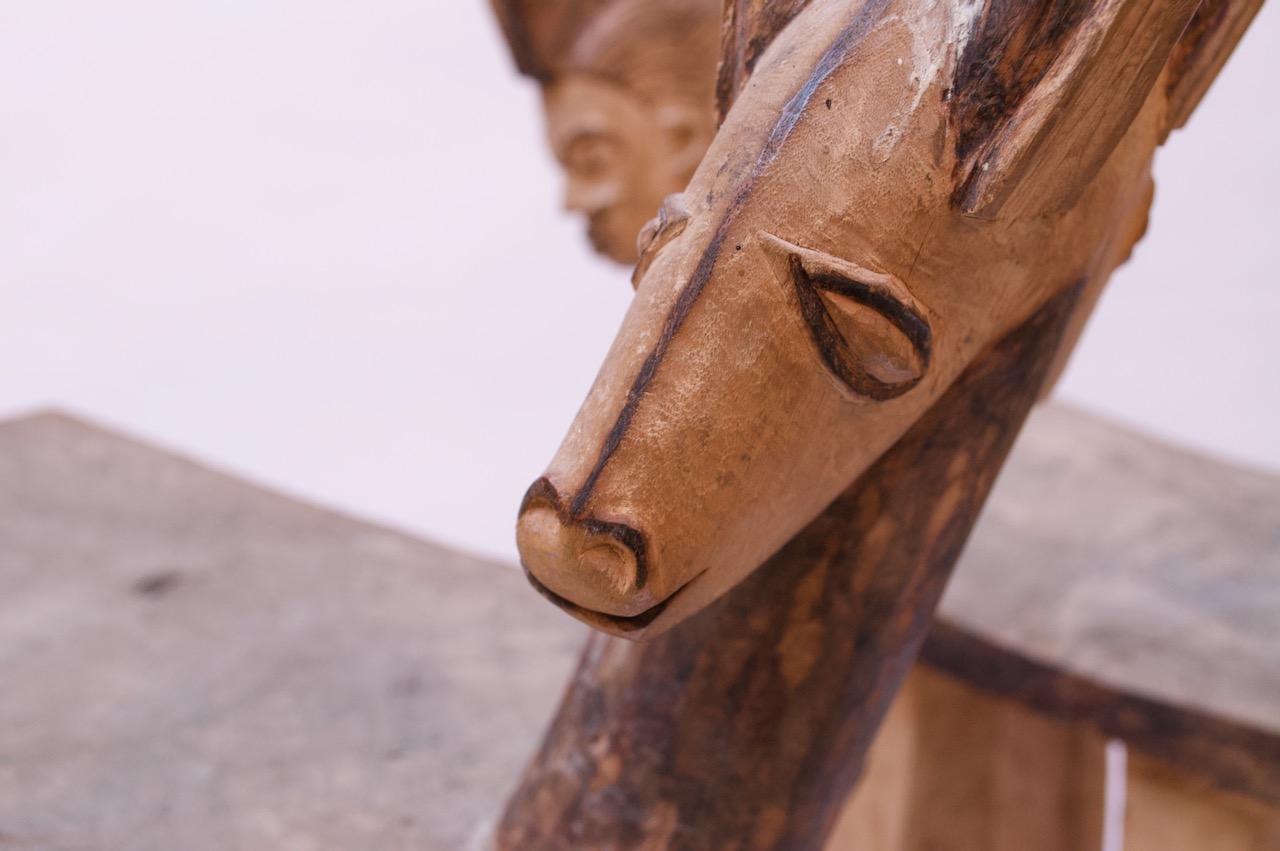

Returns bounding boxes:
[3,1,1277,563]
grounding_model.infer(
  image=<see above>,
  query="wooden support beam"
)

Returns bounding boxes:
[1125,752,1280,850]
[829,667,1107,851]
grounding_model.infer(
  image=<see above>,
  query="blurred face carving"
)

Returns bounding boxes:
[544,75,708,264]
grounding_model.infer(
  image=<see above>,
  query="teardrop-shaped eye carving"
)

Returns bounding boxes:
[631,194,691,289]
[763,234,932,401]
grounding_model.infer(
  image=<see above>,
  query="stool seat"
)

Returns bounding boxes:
[0,412,585,851]
[931,404,1280,804]
[1,405,1276,849]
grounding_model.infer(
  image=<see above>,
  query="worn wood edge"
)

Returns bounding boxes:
[954,0,1201,218]
[1164,0,1266,135]
[0,408,484,564]
[1124,750,1280,850]
[918,620,1280,806]
[831,665,1109,851]
[714,0,814,123]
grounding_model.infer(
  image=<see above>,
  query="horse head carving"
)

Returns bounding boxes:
[515,0,1219,638]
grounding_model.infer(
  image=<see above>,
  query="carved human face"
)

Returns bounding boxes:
[544,75,703,264]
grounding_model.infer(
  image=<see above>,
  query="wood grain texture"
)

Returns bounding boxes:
[830,667,1108,851]
[953,0,1201,217]
[513,0,1189,637]
[1164,0,1266,134]
[1125,752,1280,850]
[503,0,1226,840]
[714,0,813,121]
[0,413,586,851]
[496,285,1082,850]
[2,406,1278,847]
[826,673,918,851]
[920,623,1280,807]
[927,401,1280,804]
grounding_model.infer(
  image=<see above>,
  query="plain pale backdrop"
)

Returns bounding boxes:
[3,1,1277,563]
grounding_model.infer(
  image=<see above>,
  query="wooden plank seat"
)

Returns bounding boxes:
[1,405,1275,849]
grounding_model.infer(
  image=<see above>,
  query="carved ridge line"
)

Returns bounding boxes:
[568,0,894,517]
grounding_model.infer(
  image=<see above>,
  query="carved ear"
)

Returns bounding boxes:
[954,0,1201,219]
[715,0,814,124]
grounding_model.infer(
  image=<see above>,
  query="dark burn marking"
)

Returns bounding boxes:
[521,476,650,593]
[568,218,732,519]
[1167,0,1230,95]
[569,0,893,517]
[715,0,816,122]
[949,0,1098,203]
[519,475,560,516]
[922,621,1280,806]
[1163,0,1260,132]
[789,254,933,400]
[760,0,892,168]
[523,566,671,635]
[133,570,183,597]
[497,284,1092,846]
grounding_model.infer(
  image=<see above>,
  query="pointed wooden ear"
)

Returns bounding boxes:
[954,0,1201,219]
[715,0,813,124]
[1163,0,1264,138]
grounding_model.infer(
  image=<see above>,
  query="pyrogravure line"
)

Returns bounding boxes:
[569,0,894,517]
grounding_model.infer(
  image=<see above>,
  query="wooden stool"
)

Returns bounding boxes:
[1,406,1275,849]
[833,405,1280,850]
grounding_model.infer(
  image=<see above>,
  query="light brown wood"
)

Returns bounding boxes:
[830,667,1108,851]
[497,288,1085,850]
[714,0,813,121]
[1125,752,1280,851]
[829,672,918,851]
[499,1,1265,846]
[1164,0,1267,135]
[6,410,1279,848]
[513,0,1217,638]
[493,0,721,263]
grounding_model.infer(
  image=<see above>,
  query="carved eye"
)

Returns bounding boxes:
[632,194,691,288]
[764,235,932,401]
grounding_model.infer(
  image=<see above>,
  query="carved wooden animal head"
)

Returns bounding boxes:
[517,0,1236,638]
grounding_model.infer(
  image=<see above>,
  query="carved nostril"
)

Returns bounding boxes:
[577,542,635,595]
[515,497,650,618]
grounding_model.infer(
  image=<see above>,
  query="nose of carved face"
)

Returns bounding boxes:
[516,479,653,618]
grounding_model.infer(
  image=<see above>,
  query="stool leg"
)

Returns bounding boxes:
[829,667,1108,851]
[1125,752,1280,851]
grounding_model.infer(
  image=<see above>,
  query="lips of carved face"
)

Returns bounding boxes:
[516,478,655,619]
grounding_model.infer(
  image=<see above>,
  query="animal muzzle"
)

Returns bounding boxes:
[516,477,658,620]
